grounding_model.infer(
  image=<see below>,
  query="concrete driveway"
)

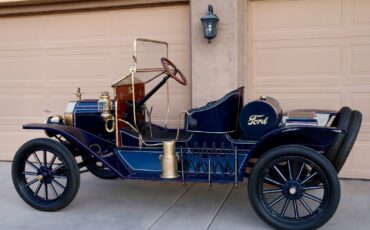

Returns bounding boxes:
[0,161,369,230]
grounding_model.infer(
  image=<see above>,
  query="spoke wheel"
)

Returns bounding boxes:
[12,138,80,211]
[248,145,340,230]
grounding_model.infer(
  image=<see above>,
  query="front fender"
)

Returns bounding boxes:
[23,123,129,178]
[250,126,343,158]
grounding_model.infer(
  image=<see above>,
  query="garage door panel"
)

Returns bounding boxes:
[0,93,47,117]
[350,44,370,75]
[252,91,342,111]
[0,5,190,160]
[252,0,341,33]
[0,131,45,157]
[341,141,370,178]
[250,0,370,178]
[253,46,341,80]
[0,56,44,80]
[252,0,342,41]
[0,17,44,43]
[47,53,111,79]
[45,12,110,41]
[348,92,370,133]
[111,6,189,40]
[352,0,370,25]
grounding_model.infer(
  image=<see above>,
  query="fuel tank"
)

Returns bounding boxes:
[239,96,282,139]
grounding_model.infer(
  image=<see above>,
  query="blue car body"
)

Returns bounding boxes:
[23,87,342,185]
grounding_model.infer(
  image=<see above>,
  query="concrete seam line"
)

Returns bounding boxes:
[145,182,195,230]
[205,185,235,230]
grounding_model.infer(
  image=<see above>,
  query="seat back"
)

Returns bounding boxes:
[186,87,244,133]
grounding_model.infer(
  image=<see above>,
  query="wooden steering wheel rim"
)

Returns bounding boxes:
[160,57,187,86]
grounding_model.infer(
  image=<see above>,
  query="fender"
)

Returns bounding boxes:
[249,126,343,158]
[23,123,130,178]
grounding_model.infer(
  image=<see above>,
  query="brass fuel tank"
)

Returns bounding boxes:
[160,141,179,179]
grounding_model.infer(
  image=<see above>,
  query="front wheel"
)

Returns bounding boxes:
[248,145,340,230]
[12,138,80,211]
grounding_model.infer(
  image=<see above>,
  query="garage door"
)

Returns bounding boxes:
[248,0,370,179]
[0,5,190,160]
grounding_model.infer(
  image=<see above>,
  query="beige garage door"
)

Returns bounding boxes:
[248,0,370,179]
[0,5,190,160]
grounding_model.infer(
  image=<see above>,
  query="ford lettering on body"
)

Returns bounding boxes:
[248,114,268,125]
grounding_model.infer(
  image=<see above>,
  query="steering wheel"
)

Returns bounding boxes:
[161,57,187,86]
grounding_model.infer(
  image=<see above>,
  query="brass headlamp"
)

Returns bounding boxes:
[98,92,115,133]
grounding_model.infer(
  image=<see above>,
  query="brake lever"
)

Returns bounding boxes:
[145,105,153,138]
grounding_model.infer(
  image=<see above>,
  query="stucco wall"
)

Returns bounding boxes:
[190,0,247,107]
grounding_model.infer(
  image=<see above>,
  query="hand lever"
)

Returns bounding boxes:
[145,105,153,138]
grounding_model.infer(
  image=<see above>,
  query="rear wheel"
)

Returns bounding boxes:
[248,145,340,230]
[12,138,80,211]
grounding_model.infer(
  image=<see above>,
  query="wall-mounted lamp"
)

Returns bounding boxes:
[200,4,219,43]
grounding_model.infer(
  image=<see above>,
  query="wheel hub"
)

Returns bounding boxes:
[283,181,303,199]
[37,166,54,183]
[289,186,297,195]
[36,174,44,181]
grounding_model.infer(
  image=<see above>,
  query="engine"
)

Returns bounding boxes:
[239,96,282,139]
[46,79,146,146]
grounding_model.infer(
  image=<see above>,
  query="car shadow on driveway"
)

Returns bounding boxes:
[1,162,370,230]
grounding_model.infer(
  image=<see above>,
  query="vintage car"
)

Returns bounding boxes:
[11,39,362,229]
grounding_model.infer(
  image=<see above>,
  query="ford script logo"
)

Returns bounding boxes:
[248,114,268,125]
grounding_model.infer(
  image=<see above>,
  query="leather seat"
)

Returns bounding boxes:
[186,87,244,133]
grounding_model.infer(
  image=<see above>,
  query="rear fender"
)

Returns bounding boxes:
[23,123,129,178]
[250,126,343,158]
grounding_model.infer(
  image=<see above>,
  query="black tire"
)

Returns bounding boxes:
[12,138,80,211]
[248,145,340,230]
[325,106,351,162]
[84,157,118,180]
[333,110,362,173]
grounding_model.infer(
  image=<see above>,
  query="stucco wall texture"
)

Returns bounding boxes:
[190,0,247,107]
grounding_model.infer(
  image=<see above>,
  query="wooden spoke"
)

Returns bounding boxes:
[296,163,305,180]
[287,160,293,180]
[43,150,47,167]
[26,179,38,187]
[303,192,323,203]
[50,182,59,198]
[263,189,283,194]
[293,199,299,220]
[264,177,283,186]
[52,174,67,179]
[280,198,290,217]
[299,198,313,215]
[51,164,65,173]
[25,161,39,171]
[44,183,48,201]
[23,171,38,176]
[34,182,42,196]
[32,153,42,167]
[301,172,318,184]
[52,179,66,190]
[273,165,287,182]
[268,195,285,208]
[303,185,324,191]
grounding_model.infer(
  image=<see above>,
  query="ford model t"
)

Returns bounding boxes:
[11,39,362,229]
